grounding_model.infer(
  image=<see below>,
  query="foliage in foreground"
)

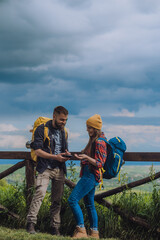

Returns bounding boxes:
[1,164,160,240]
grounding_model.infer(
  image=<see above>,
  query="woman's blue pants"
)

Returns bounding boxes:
[68,166,98,229]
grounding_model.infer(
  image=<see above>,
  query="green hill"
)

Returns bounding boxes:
[1,163,160,192]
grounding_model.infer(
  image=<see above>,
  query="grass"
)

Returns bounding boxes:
[0,226,119,240]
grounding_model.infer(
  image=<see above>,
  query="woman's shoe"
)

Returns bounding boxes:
[72,226,88,239]
[88,229,99,239]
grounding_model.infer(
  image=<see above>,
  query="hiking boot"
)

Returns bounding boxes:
[88,229,99,239]
[26,222,36,234]
[50,226,60,236]
[72,226,88,239]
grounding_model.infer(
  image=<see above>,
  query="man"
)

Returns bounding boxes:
[26,106,71,235]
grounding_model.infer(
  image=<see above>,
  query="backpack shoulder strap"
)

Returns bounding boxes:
[98,137,112,154]
[64,127,68,140]
[98,137,108,144]
[43,123,52,154]
[96,137,108,190]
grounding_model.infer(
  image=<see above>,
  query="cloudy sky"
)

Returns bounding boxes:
[0,0,160,153]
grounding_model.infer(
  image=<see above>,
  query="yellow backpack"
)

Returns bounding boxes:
[30,116,68,162]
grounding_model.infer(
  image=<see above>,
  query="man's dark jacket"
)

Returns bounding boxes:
[32,120,68,174]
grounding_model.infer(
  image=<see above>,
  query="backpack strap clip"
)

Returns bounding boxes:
[99,167,105,190]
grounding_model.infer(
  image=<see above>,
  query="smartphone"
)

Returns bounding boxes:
[63,154,72,158]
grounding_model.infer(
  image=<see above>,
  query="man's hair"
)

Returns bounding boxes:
[53,106,68,115]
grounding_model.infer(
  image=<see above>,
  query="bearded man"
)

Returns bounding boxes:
[26,106,70,235]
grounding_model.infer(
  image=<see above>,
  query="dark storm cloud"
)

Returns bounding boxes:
[0,0,160,118]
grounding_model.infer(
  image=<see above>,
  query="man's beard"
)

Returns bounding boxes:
[55,119,64,130]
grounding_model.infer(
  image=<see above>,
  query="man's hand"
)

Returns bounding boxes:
[64,149,71,156]
[55,153,70,162]
[35,149,72,162]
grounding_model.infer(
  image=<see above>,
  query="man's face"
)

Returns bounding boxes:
[53,113,68,130]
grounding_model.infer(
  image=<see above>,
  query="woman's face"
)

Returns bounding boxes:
[86,125,95,137]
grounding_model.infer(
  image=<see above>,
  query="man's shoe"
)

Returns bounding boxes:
[72,226,88,239]
[88,229,99,239]
[26,222,36,234]
[50,227,60,236]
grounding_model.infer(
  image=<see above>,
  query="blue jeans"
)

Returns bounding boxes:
[68,165,99,229]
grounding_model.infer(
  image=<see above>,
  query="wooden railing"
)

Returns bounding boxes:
[1,151,160,233]
[0,151,34,208]
[1,151,160,203]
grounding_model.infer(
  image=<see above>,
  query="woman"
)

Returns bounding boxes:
[68,114,107,239]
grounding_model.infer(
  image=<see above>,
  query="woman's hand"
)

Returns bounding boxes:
[75,153,97,166]
[74,153,88,160]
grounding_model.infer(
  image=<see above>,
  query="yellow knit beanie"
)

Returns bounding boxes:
[86,114,102,130]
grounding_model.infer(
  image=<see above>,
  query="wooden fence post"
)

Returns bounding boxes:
[25,159,35,209]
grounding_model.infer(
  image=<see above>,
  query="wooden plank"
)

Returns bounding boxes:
[65,170,160,201]
[0,204,20,219]
[65,178,76,189]
[0,151,160,162]
[72,152,160,162]
[0,151,31,159]
[94,170,160,200]
[96,199,151,230]
[124,152,160,162]
[0,160,25,180]
[25,159,35,208]
[64,152,160,162]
